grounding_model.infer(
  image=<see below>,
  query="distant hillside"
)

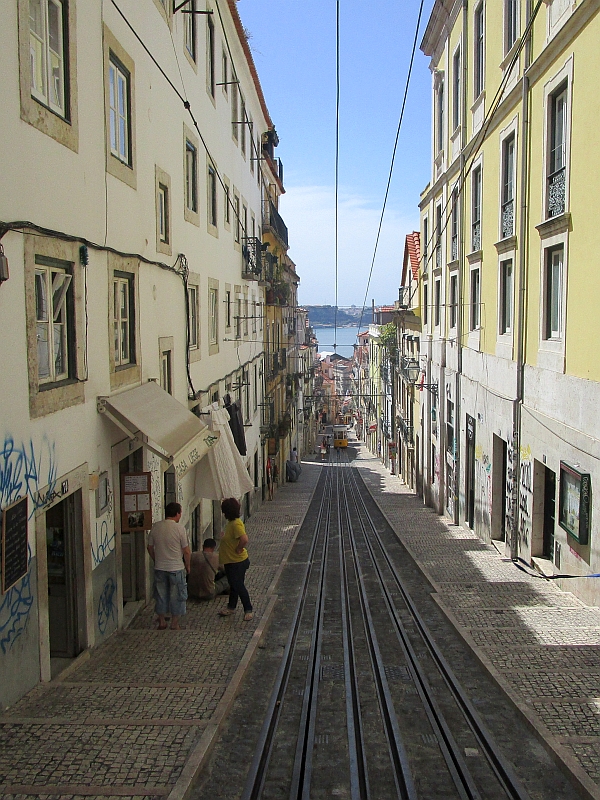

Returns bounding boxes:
[306,305,373,327]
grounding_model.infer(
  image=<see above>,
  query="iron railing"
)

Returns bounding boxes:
[501,198,514,238]
[547,166,566,218]
[241,236,263,280]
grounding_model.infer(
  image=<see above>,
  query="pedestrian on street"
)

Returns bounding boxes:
[147,502,191,630]
[188,538,229,600]
[218,497,253,621]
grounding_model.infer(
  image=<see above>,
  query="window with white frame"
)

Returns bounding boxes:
[434,279,441,327]
[253,362,258,410]
[161,349,172,395]
[234,194,240,242]
[252,298,257,334]
[499,258,513,335]
[221,49,228,94]
[113,273,135,366]
[451,187,459,260]
[422,216,429,270]
[543,246,563,340]
[449,273,458,329]
[184,0,196,61]
[109,54,131,165]
[225,289,232,329]
[452,47,461,132]
[231,76,238,140]
[209,285,218,344]
[158,183,169,243]
[435,203,443,268]
[236,295,242,339]
[501,133,515,238]
[244,295,249,336]
[35,259,72,383]
[206,14,215,97]
[436,76,444,154]
[249,115,254,173]
[474,3,485,100]
[185,139,198,213]
[240,95,246,155]
[208,164,217,228]
[423,282,429,326]
[472,165,482,251]
[505,0,519,54]
[470,267,481,330]
[29,0,66,116]
[547,84,567,218]
[188,285,199,349]
[224,180,231,227]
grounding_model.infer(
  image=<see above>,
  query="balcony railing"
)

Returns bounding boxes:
[451,233,458,261]
[471,220,481,252]
[547,166,566,218]
[435,243,442,269]
[241,236,262,280]
[264,201,288,247]
[501,198,514,238]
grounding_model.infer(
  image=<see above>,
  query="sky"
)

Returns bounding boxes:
[237,0,436,307]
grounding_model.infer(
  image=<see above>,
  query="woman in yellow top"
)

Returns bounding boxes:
[218,497,253,621]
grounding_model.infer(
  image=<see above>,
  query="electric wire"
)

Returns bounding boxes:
[334,0,340,352]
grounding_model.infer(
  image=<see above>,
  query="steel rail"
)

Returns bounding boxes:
[338,457,417,800]
[240,466,334,800]
[335,456,370,800]
[348,466,531,800]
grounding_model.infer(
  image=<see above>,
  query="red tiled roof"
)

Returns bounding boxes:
[404,231,421,281]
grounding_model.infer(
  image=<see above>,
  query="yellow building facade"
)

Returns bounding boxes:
[420,0,600,604]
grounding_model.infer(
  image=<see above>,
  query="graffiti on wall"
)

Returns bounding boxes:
[518,446,533,550]
[147,452,163,524]
[91,481,115,569]
[475,448,492,532]
[0,435,58,653]
[505,437,516,545]
[97,577,116,634]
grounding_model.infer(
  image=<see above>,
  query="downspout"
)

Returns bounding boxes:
[511,1,532,559]
[454,0,468,525]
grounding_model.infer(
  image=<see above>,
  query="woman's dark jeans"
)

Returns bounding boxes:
[224,559,252,612]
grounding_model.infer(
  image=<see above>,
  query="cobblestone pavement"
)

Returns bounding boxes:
[0,465,321,800]
[354,444,600,800]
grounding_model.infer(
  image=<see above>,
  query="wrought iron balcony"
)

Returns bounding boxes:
[435,243,442,269]
[471,220,481,252]
[397,416,414,445]
[451,233,458,261]
[501,199,514,239]
[241,236,263,280]
[264,201,288,247]
[547,167,566,218]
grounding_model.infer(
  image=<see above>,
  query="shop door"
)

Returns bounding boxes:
[46,492,83,658]
[543,467,556,559]
[120,448,144,602]
[465,415,476,529]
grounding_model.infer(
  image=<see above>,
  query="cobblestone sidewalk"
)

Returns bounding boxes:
[0,464,321,800]
[354,445,600,800]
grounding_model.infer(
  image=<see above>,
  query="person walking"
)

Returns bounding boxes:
[147,502,191,630]
[218,497,253,621]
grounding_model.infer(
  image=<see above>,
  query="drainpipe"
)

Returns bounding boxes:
[511,2,532,560]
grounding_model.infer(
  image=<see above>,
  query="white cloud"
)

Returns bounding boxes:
[280,184,419,306]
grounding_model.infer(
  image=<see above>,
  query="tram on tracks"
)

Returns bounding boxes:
[333,423,348,448]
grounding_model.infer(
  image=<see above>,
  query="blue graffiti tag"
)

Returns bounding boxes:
[97,577,117,634]
[0,435,58,652]
[91,519,116,568]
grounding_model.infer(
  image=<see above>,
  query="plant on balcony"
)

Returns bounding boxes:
[379,322,398,363]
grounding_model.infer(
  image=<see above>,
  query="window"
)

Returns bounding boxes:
[436,77,444,154]
[208,164,217,228]
[423,282,429,326]
[252,298,257,334]
[35,260,72,383]
[253,363,258,411]
[446,400,455,455]
[544,246,563,340]
[236,295,242,339]
[472,165,482,251]
[499,259,513,334]
[474,3,485,100]
[109,55,131,165]
[188,285,199,349]
[185,140,198,213]
[452,47,461,132]
[431,443,436,484]
[225,289,232,329]
[161,349,172,395]
[547,85,567,218]
[29,0,66,116]
[244,295,249,336]
[209,285,218,345]
[207,14,215,97]
[113,273,135,366]
[249,115,254,173]
[224,181,231,227]
[501,134,515,238]
[222,49,228,94]
[240,95,246,155]
[423,216,429,269]
[234,194,241,242]
[435,204,442,269]
[242,204,248,241]
[505,0,518,53]
[470,268,481,330]
[449,274,458,329]
[231,77,238,140]
[451,188,459,260]
[184,0,196,61]
[434,279,441,327]
[158,183,169,243]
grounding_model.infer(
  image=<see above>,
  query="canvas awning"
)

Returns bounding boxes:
[98,382,219,478]
[194,405,254,500]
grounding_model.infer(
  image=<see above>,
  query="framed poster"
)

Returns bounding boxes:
[2,496,28,593]
[121,472,153,532]
[559,462,591,545]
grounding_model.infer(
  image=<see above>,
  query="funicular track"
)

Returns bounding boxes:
[241,448,531,800]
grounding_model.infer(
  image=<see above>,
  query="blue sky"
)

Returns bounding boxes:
[237,0,435,306]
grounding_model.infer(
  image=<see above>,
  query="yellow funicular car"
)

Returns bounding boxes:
[333,424,348,448]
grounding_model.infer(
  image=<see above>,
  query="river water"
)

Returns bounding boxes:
[313,326,362,359]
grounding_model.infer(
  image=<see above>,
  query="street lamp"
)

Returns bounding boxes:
[402,357,438,395]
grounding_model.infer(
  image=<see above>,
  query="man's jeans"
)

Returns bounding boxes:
[154,569,188,616]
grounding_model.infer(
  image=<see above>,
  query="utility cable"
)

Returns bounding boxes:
[334,0,340,352]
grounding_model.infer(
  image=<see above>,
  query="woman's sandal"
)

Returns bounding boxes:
[218,608,234,616]
[243,612,254,622]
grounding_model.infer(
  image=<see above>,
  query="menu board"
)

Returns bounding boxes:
[121,472,152,532]
[2,497,29,593]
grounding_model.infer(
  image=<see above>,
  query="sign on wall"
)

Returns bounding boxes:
[559,462,591,545]
[121,472,152,532]
[2,496,28,593]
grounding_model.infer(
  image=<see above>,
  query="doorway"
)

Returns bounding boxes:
[543,467,556,559]
[492,435,508,541]
[465,415,476,529]
[119,448,144,603]
[531,461,556,561]
[46,491,84,659]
